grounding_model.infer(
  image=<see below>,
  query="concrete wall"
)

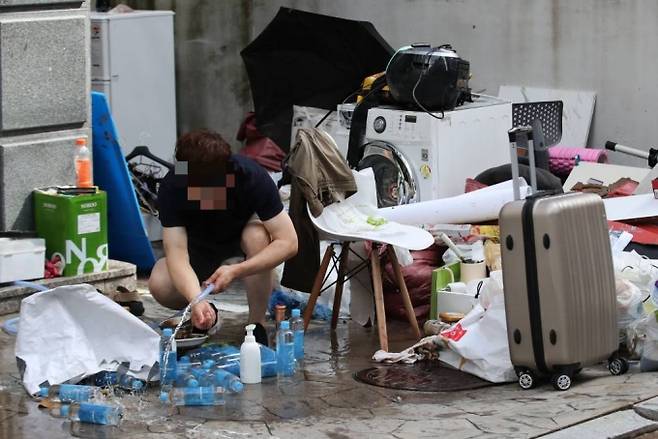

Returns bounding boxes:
[0,0,90,231]
[123,0,658,166]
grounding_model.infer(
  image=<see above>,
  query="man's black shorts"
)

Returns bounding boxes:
[188,238,244,282]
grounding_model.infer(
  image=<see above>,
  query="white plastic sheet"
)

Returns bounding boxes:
[378,179,530,225]
[16,284,160,394]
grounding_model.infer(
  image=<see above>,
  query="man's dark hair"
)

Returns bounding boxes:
[175,130,231,165]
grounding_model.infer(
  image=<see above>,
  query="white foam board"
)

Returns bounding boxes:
[498,85,596,148]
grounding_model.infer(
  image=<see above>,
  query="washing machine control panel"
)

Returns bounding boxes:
[365,108,433,142]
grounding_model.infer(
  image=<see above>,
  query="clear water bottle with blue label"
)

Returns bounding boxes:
[91,371,145,392]
[160,386,225,406]
[290,308,305,365]
[213,369,244,393]
[57,402,122,426]
[260,344,278,378]
[160,328,177,390]
[39,384,101,402]
[276,320,296,381]
[92,371,118,387]
[176,361,202,387]
[116,372,145,392]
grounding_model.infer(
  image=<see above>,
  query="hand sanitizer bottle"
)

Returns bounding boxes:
[240,324,261,384]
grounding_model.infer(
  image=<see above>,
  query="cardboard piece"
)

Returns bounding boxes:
[563,162,649,192]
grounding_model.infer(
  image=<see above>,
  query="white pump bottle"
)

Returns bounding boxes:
[240,324,261,384]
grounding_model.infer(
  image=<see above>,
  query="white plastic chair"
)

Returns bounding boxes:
[303,168,434,352]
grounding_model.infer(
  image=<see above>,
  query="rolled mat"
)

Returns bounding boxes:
[549,147,607,175]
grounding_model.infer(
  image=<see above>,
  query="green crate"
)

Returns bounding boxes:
[429,262,461,320]
[34,188,108,277]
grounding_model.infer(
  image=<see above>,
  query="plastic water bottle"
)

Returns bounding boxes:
[58,402,122,426]
[197,360,218,386]
[175,361,202,387]
[74,138,92,188]
[213,369,244,393]
[260,344,278,378]
[92,371,144,391]
[160,386,225,406]
[160,328,177,389]
[39,384,101,402]
[116,372,145,392]
[276,320,296,381]
[92,371,118,387]
[290,309,305,365]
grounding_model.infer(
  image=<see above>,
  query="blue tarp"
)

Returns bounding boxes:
[91,92,155,271]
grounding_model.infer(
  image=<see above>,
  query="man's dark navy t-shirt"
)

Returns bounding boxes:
[157,155,283,249]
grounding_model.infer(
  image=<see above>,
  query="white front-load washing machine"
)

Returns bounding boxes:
[359,94,512,207]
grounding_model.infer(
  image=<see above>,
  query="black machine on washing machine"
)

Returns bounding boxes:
[347,43,471,183]
[385,43,471,113]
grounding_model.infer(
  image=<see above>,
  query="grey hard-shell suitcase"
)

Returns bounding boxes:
[499,127,627,391]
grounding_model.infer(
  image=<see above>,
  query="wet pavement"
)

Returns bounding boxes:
[3,283,658,438]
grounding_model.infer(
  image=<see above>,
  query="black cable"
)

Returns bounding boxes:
[313,88,362,129]
[410,46,445,120]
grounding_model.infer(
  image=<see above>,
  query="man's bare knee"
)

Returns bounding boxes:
[148,259,187,310]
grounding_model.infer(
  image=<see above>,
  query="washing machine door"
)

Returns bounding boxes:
[356,141,418,208]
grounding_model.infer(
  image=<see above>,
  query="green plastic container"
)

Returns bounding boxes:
[429,262,461,320]
[34,188,108,277]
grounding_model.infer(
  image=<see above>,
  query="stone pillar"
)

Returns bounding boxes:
[0,0,90,231]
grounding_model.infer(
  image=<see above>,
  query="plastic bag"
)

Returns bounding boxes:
[267,289,332,321]
[616,279,646,340]
[614,250,658,297]
[442,240,485,265]
[438,272,515,383]
[634,311,658,372]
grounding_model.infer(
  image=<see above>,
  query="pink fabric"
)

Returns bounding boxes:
[236,112,286,172]
[549,147,608,176]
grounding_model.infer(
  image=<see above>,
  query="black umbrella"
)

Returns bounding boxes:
[240,7,393,151]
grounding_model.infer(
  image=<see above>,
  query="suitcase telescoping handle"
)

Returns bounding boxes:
[605,140,658,169]
[509,126,537,200]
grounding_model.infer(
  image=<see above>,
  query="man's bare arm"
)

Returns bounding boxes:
[162,226,202,303]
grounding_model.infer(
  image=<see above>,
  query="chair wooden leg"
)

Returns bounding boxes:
[386,246,421,339]
[303,244,335,331]
[370,246,389,352]
[331,242,350,330]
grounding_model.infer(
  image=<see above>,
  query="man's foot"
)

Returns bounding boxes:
[107,286,144,317]
[249,323,268,347]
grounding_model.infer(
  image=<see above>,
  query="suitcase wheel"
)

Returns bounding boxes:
[518,371,536,390]
[551,373,572,391]
[608,357,629,376]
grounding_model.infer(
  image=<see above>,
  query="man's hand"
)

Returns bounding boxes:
[191,300,216,330]
[206,265,239,294]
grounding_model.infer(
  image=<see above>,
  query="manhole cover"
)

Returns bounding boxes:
[354,361,495,392]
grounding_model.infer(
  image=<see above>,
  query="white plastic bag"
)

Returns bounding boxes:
[633,311,658,371]
[439,272,516,383]
[616,279,645,336]
[614,250,658,297]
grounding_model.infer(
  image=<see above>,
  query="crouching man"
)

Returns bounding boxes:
[148,130,298,345]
